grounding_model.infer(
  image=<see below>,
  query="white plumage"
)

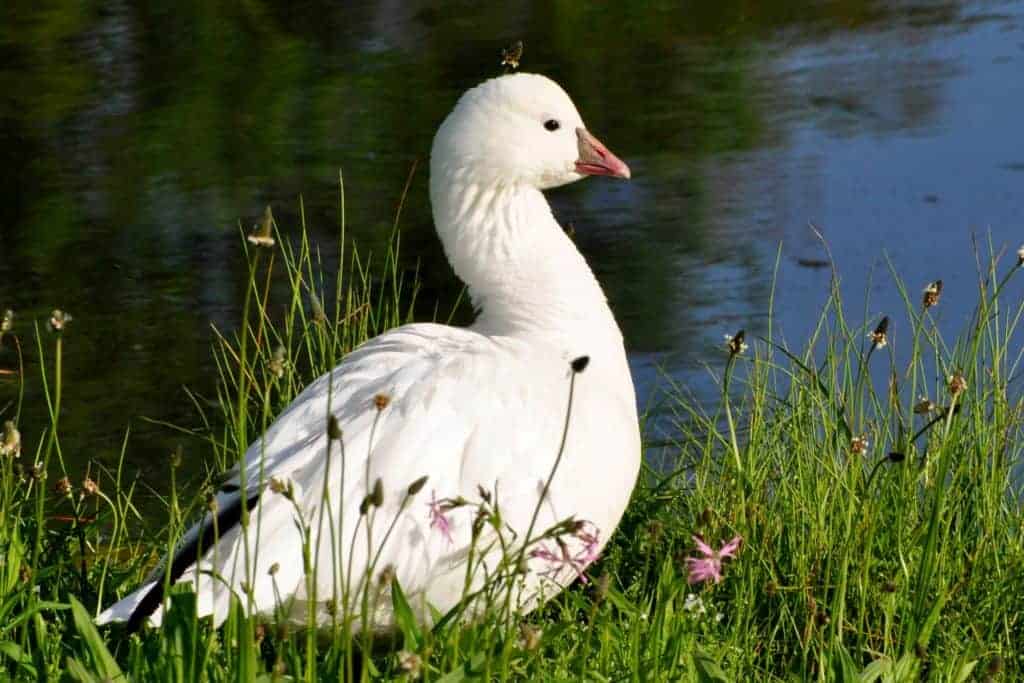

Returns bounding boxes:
[98,73,640,631]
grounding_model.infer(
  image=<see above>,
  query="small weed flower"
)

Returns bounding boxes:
[914,397,936,415]
[247,206,276,247]
[868,316,889,349]
[398,650,422,678]
[849,435,870,457]
[428,491,454,544]
[922,280,943,309]
[1,421,21,457]
[724,330,748,356]
[685,534,742,585]
[947,371,967,398]
[48,309,71,332]
[684,593,707,615]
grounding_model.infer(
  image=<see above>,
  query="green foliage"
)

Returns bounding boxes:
[0,194,1022,680]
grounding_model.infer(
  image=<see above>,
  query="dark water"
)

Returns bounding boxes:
[2,1,1023,497]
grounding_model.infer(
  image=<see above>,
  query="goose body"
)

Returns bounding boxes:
[98,73,640,630]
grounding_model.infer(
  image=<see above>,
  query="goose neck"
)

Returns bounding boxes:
[430,169,617,339]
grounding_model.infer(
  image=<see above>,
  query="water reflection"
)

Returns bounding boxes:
[1,0,1022,497]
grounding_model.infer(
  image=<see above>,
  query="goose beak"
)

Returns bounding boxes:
[575,128,631,180]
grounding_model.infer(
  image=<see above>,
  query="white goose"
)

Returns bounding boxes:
[98,73,640,631]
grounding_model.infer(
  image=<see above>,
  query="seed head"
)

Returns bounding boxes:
[594,573,611,602]
[570,355,590,373]
[25,463,44,482]
[913,397,936,415]
[247,206,276,247]
[309,290,326,324]
[269,477,294,500]
[725,330,748,356]
[868,316,889,349]
[326,414,343,440]
[48,309,71,332]
[359,494,372,515]
[268,562,280,576]
[407,475,428,496]
[374,393,391,410]
[169,446,183,469]
[371,477,384,507]
[922,280,943,309]
[477,484,492,504]
[986,655,1005,675]
[1,421,21,457]
[81,476,98,497]
[268,346,287,379]
[54,476,72,498]
[646,519,664,544]
[849,435,870,457]
[947,371,967,398]
[377,564,396,586]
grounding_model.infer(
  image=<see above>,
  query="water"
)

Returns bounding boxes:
[1,1,1023,498]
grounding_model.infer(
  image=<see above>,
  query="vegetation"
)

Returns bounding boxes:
[0,193,1022,681]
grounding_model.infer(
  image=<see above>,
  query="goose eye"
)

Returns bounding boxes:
[543,119,560,132]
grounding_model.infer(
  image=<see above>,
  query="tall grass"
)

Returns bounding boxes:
[0,185,1021,680]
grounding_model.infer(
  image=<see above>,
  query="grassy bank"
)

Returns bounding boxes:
[0,193,1021,681]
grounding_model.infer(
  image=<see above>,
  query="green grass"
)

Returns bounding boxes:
[0,187,1022,681]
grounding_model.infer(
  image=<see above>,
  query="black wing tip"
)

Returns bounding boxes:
[124,490,262,633]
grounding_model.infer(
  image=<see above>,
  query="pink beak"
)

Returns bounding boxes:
[575,128,631,179]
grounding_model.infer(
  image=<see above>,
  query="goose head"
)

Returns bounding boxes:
[431,73,630,190]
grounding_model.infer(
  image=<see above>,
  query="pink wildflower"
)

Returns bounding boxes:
[684,535,742,585]
[427,490,454,544]
[529,521,602,584]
